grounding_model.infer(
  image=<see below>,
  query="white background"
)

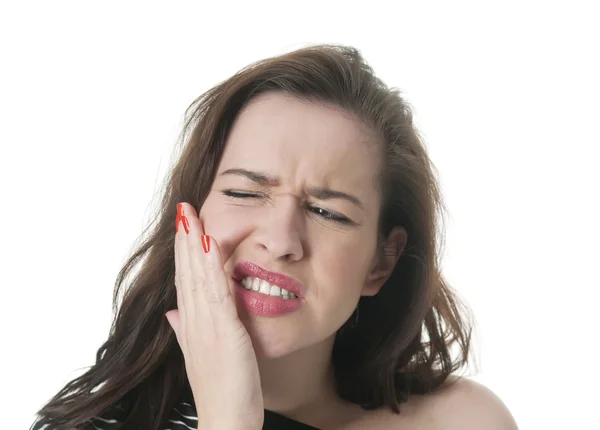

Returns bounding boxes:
[1,1,598,429]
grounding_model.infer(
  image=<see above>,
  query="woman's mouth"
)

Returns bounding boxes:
[238,277,299,299]
[233,278,303,317]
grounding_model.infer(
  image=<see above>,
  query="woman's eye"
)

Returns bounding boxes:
[221,190,352,225]
[307,207,351,224]
[222,190,258,199]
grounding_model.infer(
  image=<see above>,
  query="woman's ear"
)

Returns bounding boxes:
[362,226,407,296]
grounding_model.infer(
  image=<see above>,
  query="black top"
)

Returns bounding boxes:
[264,409,320,429]
[30,400,320,430]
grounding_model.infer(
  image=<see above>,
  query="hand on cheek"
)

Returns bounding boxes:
[165,202,264,430]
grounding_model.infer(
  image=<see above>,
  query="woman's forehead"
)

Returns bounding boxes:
[231,92,372,144]
[216,113,381,217]
[222,93,381,185]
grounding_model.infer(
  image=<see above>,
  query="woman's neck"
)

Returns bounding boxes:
[252,333,366,428]
[258,333,341,414]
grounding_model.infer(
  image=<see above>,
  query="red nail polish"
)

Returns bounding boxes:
[182,215,190,235]
[176,203,183,233]
[176,203,190,234]
[201,235,210,253]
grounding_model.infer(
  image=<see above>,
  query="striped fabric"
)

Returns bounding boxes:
[30,400,319,429]
[30,400,198,430]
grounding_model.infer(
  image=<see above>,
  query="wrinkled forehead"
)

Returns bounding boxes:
[220,92,382,196]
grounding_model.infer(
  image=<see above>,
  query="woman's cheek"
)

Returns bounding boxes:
[219,204,255,223]
[324,238,369,288]
[202,204,257,238]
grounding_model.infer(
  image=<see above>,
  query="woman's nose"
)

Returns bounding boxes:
[255,196,305,262]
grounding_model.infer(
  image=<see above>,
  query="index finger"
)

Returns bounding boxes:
[178,203,241,324]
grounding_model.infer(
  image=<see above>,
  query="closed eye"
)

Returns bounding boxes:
[221,190,353,225]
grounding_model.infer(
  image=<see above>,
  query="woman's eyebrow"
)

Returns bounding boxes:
[219,168,364,210]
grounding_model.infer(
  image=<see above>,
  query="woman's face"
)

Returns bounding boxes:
[199,92,403,358]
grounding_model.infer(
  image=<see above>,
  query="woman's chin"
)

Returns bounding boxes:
[244,321,300,359]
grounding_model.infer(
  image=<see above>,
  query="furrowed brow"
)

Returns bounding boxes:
[219,168,364,210]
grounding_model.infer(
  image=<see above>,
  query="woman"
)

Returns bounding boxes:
[31,44,517,429]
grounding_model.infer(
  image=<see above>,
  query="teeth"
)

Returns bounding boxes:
[241,277,297,299]
[258,280,270,295]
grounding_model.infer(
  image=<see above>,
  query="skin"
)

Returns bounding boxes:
[167,92,518,429]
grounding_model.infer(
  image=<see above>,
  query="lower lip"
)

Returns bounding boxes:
[233,279,303,317]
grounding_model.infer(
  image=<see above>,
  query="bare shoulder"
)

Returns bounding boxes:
[401,376,519,430]
[341,376,518,430]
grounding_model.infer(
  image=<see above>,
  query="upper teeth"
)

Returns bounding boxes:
[241,277,298,299]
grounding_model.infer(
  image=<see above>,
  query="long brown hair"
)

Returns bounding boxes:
[33,44,475,429]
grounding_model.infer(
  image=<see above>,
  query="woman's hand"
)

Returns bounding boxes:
[165,202,264,430]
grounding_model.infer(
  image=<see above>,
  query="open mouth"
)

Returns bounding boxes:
[232,277,303,317]
[234,277,299,300]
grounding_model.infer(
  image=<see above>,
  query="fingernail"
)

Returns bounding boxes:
[176,203,190,235]
[201,235,210,253]
[176,204,183,233]
[182,215,190,235]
